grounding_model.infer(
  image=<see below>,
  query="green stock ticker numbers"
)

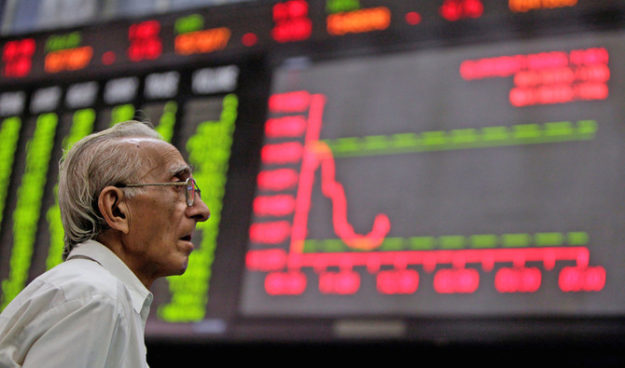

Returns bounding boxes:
[0,117,21,233]
[2,113,57,310]
[158,94,238,323]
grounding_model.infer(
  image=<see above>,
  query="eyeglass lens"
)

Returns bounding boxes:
[186,179,195,206]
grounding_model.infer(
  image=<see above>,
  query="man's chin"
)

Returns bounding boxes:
[177,260,189,275]
[168,258,189,276]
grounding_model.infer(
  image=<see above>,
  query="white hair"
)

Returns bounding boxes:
[58,120,162,259]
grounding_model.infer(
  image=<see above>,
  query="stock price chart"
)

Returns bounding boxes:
[244,32,620,317]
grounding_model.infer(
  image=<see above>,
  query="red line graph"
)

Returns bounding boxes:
[247,90,606,296]
[290,93,390,253]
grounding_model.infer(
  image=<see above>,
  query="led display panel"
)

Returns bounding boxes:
[242,30,623,319]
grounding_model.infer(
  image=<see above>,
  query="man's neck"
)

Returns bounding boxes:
[95,232,154,288]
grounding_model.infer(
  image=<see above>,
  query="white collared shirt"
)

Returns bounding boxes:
[0,240,153,368]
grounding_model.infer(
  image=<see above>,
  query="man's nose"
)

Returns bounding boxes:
[188,195,210,222]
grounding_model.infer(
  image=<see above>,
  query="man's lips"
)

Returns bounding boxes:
[179,233,194,253]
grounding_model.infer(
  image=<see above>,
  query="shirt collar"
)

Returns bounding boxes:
[67,239,153,319]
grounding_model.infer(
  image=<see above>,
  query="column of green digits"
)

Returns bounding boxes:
[1,113,58,309]
[158,94,238,322]
[45,108,96,270]
[0,117,22,233]
[155,101,177,142]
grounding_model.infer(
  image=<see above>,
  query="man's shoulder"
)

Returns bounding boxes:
[2,258,125,317]
[38,258,124,302]
[0,260,137,367]
[0,259,129,338]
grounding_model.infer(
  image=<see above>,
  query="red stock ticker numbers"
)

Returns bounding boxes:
[2,38,35,78]
[440,0,484,21]
[460,47,609,107]
[128,20,163,62]
[272,0,312,43]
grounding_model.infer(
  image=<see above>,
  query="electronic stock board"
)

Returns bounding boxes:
[1,0,625,344]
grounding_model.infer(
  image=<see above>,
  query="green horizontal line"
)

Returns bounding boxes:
[409,236,435,250]
[302,231,588,253]
[322,120,597,157]
[439,235,465,249]
[535,232,563,246]
[470,234,498,248]
[380,237,404,251]
[567,231,589,245]
[502,233,531,247]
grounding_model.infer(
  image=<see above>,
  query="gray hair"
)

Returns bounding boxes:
[58,120,163,259]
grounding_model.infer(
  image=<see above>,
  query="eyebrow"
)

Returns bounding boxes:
[169,164,192,179]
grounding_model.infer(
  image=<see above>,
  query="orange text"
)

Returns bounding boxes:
[327,7,391,36]
[44,46,92,73]
[175,27,230,55]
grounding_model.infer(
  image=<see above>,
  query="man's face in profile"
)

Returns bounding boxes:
[119,138,210,282]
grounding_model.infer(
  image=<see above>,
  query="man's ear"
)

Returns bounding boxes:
[98,186,129,234]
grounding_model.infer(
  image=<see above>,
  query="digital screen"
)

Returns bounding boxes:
[242,30,623,318]
[1,0,625,345]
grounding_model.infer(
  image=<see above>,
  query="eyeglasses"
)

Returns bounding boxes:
[118,177,201,207]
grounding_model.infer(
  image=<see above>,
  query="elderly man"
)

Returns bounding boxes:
[0,121,210,367]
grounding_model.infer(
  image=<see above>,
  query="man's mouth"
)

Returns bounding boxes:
[179,233,194,254]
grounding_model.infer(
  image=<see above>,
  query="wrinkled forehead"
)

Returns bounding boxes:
[119,137,191,180]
